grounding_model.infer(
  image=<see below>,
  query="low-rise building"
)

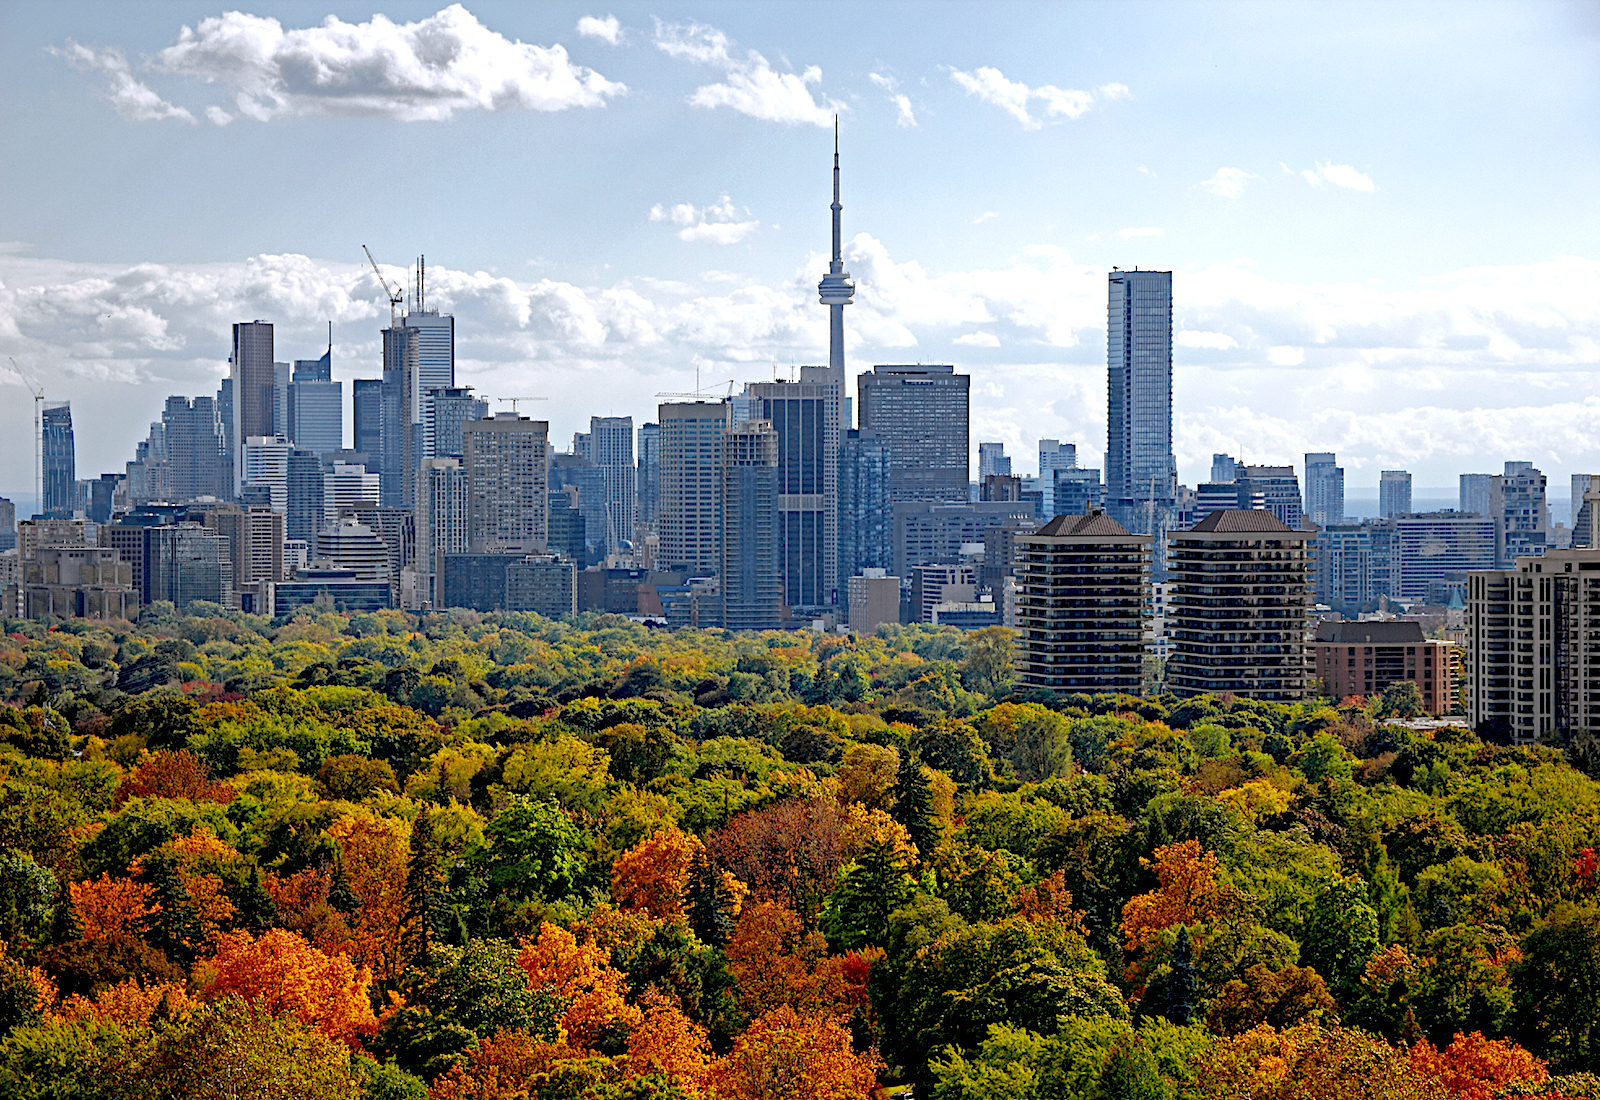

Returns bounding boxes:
[847,570,900,632]
[1312,620,1457,712]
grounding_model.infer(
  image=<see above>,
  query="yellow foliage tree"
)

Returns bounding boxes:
[430,1031,594,1100]
[709,1004,882,1100]
[70,874,153,942]
[1121,839,1222,951]
[626,988,712,1095]
[206,927,378,1049]
[325,812,410,981]
[58,977,197,1026]
[1216,779,1293,822]
[611,825,701,919]
[517,921,642,1049]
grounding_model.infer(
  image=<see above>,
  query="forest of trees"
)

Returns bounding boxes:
[2,602,1599,1099]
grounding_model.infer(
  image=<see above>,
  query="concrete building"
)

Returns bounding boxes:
[1312,620,1456,713]
[1052,467,1104,519]
[1380,470,1413,518]
[21,546,137,620]
[746,369,843,610]
[1387,512,1497,602]
[847,569,899,631]
[314,518,390,585]
[979,442,1011,479]
[1165,509,1311,701]
[1237,466,1305,529]
[1304,452,1344,527]
[1105,269,1176,539]
[1493,461,1548,567]
[1460,473,1494,518]
[838,427,892,587]
[657,402,730,574]
[892,499,1035,579]
[285,449,324,544]
[1315,524,1375,614]
[439,553,576,617]
[1468,547,1600,744]
[0,497,13,553]
[857,364,970,503]
[322,461,381,527]
[263,567,392,615]
[203,505,284,611]
[464,414,548,553]
[413,457,468,607]
[1574,475,1600,550]
[422,386,487,463]
[721,420,782,631]
[911,562,977,624]
[341,502,414,606]
[161,396,228,503]
[240,436,292,513]
[1012,510,1150,696]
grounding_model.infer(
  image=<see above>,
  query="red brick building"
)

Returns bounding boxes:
[1312,620,1458,713]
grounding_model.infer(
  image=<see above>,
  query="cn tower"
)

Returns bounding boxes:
[816,116,855,372]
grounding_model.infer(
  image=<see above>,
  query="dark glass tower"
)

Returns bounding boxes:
[41,402,76,518]
[1105,269,1176,540]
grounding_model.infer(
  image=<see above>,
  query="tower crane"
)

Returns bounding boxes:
[362,245,404,327]
[497,397,548,414]
[8,358,43,518]
[654,381,736,401]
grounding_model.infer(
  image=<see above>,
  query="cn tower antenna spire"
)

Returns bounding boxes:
[818,114,854,374]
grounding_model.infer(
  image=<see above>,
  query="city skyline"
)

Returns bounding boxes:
[1,2,1598,502]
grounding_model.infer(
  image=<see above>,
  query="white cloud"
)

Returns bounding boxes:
[973,212,999,225]
[869,71,918,127]
[576,14,621,45]
[653,20,834,126]
[948,66,1125,130]
[50,42,196,124]
[1118,227,1164,239]
[71,4,625,124]
[1200,167,1260,198]
[1293,161,1378,191]
[648,195,759,244]
[1177,330,1238,350]
[955,331,1001,347]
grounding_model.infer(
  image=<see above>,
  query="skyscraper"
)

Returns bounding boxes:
[322,461,381,527]
[1460,472,1493,517]
[857,365,969,502]
[657,402,730,575]
[41,402,76,518]
[1237,465,1305,529]
[1379,470,1413,518]
[721,420,782,630]
[463,414,548,553]
[425,387,488,461]
[240,436,292,513]
[979,442,1011,479]
[1038,440,1077,517]
[1303,452,1344,527]
[745,370,842,609]
[1106,269,1176,537]
[352,379,384,466]
[589,416,636,551]
[415,457,468,606]
[289,342,342,455]
[377,326,411,508]
[401,307,455,508]
[838,427,892,590]
[162,396,227,502]
[285,449,324,544]
[1492,461,1547,567]
[231,321,275,494]
[636,422,660,530]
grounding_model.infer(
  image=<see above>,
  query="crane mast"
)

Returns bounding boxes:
[9,358,43,518]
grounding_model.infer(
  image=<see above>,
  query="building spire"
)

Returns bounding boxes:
[818,114,854,374]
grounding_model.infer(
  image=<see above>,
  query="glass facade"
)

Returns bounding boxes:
[1105,271,1176,536]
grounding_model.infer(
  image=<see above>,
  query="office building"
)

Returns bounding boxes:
[464,414,548,553]
[1460,473,1494,517]
[1574,476,1600,550]
[231,322,276,493]
[41,402,76,518]
[162,396,228,502]
[288,350,342,455]
[1052,467,1104,518]
[1313,621,1456,714]
[657,402,730,574]
[1388,512,1497,602]
[315,517,391,581]
[0,498,14,553]
[352,379,384,470]
[88,475,120,525]
[285,449,324,544]
[1493,461,1548,567]
[216,377,235,497]
[839,427,892,588]
[414,457,468,606]
[721,420,782,630]
[203,505,284,611]
[1166,510,1311,701]
[1304,452,1344,527]
[911,562,977,624]
[857,365,970,502]
[979,443,1011,479]
[1237,466,1305,529]
[1039,440,1078,517]
[400,308,455,508]
[546,487,587,564]
[341,502,414,604]
[1379,470,1413,518]
[240,436,292,513]
[262,567,392,615]
[1105,269,1176,537]
[439,553,576,618]
[423,386,487,463]
[322,461,380,527]
[146,524,234,611]
[1013,510,1150,696]
[981,515,1041,595]
[636,422,660,529]
[1468,547,1600,744]
[548,453,608,555]
[847,570,900,632]
[892,500,1037,579]
[588,416,636,551]
[746,370,842,608]
[1211,454,1238,484]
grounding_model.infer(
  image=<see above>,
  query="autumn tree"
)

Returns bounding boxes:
[57,976,197,1027]
[1193,1023,1449,1100]
[709,1004,881,1100]
[709,799,851,920]
[1121,839,1221,952]
[1410,1032,1548,1100]
[517,921,642,1049]
[137,996,363,1100]
[626,988,712,1094]
[114,749,234,805]
[206,928,378,1048]
[1206,964,1337,1035]
[612,825,701,919]
[325,813,409,981]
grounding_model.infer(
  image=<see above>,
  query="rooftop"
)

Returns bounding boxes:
[1035,511,1136,538]
[1314,620,1427,644]
[1187,509,1297,534]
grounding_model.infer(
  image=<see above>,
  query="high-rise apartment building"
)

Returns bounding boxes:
[636,423,660,530]
[1039,440,1077,517]
[231,322,275,492]
[161,396,227,502]
[838,427,892,591]
[423,386,487,464]
[1314,621,1456,714]
[1574,476,1600,550]
[1315,524,1375,613]
[1492,461,1548,567]
[746,369,843,609]
[1460,473,1494,517]
[1379,470,1413,518]
[1106,269,1176,538]
[203,505,285,610]
[979,443,1011,479]
[240,437,292,513]
[1468,547,1600,744]
[721,420,782,630]
[857,365,970,502]
[1237,466,1305,529]
[1166,510,1311,701]
[322,462,381,527]
[891,500,1036,579]
[588,416,636,551]
[463,414,548,553]
[1013,510,1150,696]
[41,402,76,518]
[414,457,468,606]
[285,450,324,544]
[657,402,730,575]
[1303,452,1344,527]
[0,497,14,553]
[1052,467,1105,518]
[1386,512,1496,602]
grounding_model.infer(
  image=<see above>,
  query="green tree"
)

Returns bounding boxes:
[819,842,919,952]
[893,750,940,860]
[1158,927,1198,1026]
[477,795,587,903]
[0,851,57,953]
[137,853,206,967]
[1512,904,1600,1070]
[400,811,447,971]
[1300,879,1379,1000]
[960,626,1015,697]
[1376,681,1426,720]
[141,996,362,1100]
[685,852,734,949]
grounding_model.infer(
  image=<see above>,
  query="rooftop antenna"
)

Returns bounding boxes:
[362,246,403,327]
[418,255,426,313]
[8,358,43,518]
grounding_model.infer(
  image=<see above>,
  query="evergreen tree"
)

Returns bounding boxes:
[1162,926,1198,1026]
[686,852,734,949]
[1465,985,1494,1036]
[48,887,82,946]
[233,864,279,932]
[401,812,447,971]
[892,750,939,861]
[328,866,361,921]
[137,854,205,967]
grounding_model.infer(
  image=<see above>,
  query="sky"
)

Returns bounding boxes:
[1,0,1598,514]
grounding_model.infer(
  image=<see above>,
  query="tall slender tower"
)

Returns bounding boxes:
[817,117,854,372]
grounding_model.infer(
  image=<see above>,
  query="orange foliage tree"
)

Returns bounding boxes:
[1194,1022,1448,1100]
[414,1030,589,1100]
[205,927,378,1048]
[114,749,234,805]
[611,825,702,919]
[140,827,240,942]
[726,900,874,1020]
[709,1004,882,1100]
[1410,1032,1548,1100]
[58,976,197,1026]
[324,813,410,981]
[70,874,153,941]
[1120,839,1222,951]
[625,988,712,1095]
[517,921,642,1048]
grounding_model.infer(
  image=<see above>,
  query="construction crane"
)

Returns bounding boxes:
[497,397,548,414]
[655,380,736,400]
[8,358,44,518]
[362,245,404,327]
